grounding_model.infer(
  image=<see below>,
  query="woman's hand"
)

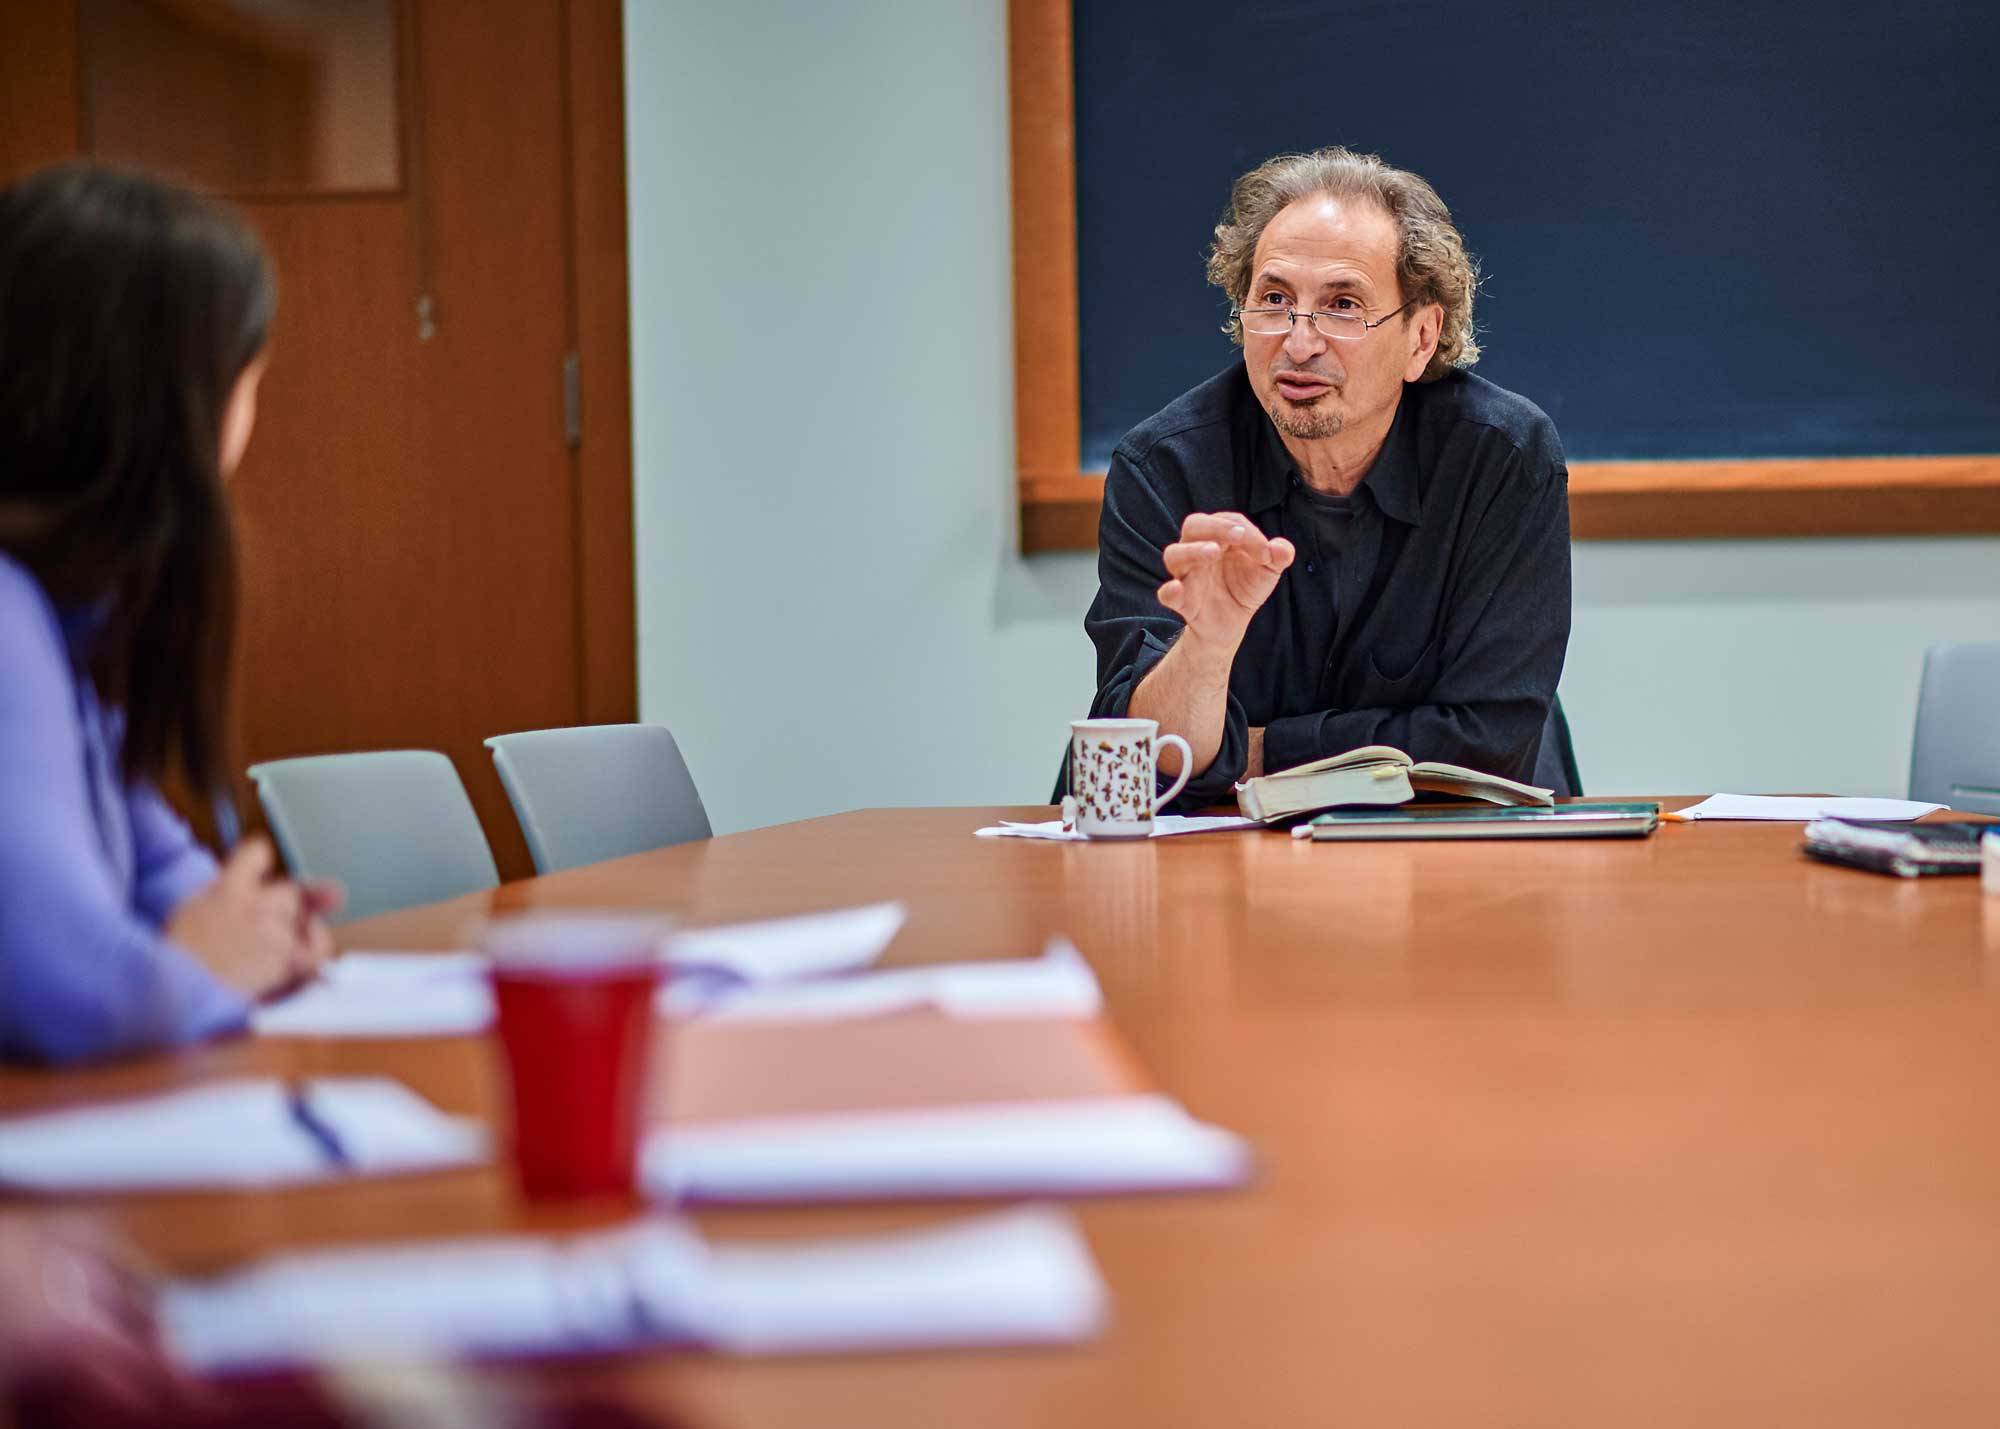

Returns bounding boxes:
[165,838,334,999]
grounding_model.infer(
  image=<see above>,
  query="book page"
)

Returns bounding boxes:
[1408,763,1554,806]
[1261,744,1408,779]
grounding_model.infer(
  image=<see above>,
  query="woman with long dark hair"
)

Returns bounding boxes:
[0,164,336,1063]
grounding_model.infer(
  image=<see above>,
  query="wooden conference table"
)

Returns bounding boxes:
[7,800,2000,1426]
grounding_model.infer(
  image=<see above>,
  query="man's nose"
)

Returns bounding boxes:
[1283,313,1327,360]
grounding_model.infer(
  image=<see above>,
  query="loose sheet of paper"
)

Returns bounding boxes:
[975,814,1260,842]
[664,900,906,981]
[162,1206,1106,1373]
[256,902,911,1039]
[166,1236,616,1371]
[252,952,495,1038]
[688,1205,1106,1355]
[0,1078,486,1191]
[1673,794,1946,822]
[661,936,1102,1022]
[260,910,1080,1037]
[644,1093,1253,1205]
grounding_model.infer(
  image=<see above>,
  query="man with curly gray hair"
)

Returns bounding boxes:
[1077,146,1572,808]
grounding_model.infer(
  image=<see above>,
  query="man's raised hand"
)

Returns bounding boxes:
[1157,512,1295,652]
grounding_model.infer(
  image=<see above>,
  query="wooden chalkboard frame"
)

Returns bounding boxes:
[1008,0,2000,550]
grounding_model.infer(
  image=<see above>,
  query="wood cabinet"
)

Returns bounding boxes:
[0,0,635,878]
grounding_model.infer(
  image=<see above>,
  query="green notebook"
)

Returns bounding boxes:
[1305,801,1662,842]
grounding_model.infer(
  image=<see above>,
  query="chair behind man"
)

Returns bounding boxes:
[484,724,712,875]
[1910,641,2000,814]
[246,751,500,922]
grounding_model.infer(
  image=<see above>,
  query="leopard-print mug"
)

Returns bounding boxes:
[1064,718,1193,838]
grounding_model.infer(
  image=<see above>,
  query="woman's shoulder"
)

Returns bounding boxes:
[0,545,50,615]
[0,552,77,700]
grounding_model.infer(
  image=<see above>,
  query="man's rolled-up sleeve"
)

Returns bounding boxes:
[1259,449,1571,783]
[1082,448,1250,809]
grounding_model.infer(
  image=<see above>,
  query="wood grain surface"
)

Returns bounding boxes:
[6,802,2000,1426]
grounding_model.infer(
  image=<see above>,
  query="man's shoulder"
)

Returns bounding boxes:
[1104,365,1263,522]
[1113,364,1253,468]
[1413,369,1565,472]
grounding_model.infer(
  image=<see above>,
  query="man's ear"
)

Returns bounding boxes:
[1404,303,1443,382]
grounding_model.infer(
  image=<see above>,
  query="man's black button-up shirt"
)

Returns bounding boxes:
[1083,363,1572,811]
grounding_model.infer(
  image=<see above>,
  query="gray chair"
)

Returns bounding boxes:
[484,723,712,875]
[1909,641,2000,814]
[246,751,500,923]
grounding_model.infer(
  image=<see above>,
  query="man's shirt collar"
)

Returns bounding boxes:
[1247,384,1424,528]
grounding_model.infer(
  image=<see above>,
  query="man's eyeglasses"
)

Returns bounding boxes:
[1233,297,1416,341]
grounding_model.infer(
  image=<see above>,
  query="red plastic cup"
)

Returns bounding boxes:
[482,913,670,1199]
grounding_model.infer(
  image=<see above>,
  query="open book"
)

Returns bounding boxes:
[1235,744,1553,824]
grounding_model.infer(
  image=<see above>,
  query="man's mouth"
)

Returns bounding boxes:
[1274,371,1333,402]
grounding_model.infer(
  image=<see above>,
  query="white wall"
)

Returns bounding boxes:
[625,1,2000,835]
[1569,538,2000,798]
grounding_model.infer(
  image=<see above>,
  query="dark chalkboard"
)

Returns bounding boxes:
[1072,0,2000,472]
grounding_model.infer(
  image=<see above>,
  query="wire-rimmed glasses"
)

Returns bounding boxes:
[1233,297,1416,340]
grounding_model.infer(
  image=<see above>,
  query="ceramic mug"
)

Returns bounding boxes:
[1064,718,1194,838]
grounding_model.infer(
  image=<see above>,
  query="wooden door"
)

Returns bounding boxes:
[0,1,635,881]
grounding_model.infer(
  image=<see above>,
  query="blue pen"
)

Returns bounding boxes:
[287,1082,353,1171]
[211,790,242,854]
[219,790,320,965]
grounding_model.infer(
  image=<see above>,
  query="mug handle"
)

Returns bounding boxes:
[1152,734,1194,814]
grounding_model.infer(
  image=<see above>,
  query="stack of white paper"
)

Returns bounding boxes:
[665,901,906,981]
[0,1079,486,1191]
[659,936,1101,1022]
[1673,794,1946,822]
[975,814,1259,842]
[258,914,1093,1038]
[645,1093,1253,1206]
[253,953,495,1038]
[687,1206,1107,1355]
[166,1236,630,1371]
[255,902,910,1040]
[162,1206,1107,1374]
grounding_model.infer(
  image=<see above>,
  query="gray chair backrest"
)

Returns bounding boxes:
[484,723,712,875]
[1910,642,2000,814]
[246,751,499,923]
